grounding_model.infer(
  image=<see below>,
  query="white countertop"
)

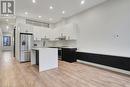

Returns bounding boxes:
[62,47,76,48]
[32,47,58,50]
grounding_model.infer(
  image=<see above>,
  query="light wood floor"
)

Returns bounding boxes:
[0,51,130,87]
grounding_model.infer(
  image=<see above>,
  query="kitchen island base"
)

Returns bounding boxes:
[31,48,58,72]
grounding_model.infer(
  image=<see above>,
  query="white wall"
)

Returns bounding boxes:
[0,28,2,53]
[2,32,13,51]
[0,24,14,51]
[56,0,130,57]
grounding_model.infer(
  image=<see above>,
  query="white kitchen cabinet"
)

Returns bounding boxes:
[54,23,78,40]
[50,27,61,40]
[33,26,52,40]
[21,23,78,41]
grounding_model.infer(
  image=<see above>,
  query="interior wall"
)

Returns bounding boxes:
[2,32,13,51]
[0,24,14,51]
[56,0,130,57]
[0,28,2,53]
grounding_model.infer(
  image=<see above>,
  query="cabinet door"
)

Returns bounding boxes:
[61,24,77,40]
[33,28,44,40]
[33,26,52,40]
[51,27,61,40]
[44,29,50,38]
[62,48,77,63]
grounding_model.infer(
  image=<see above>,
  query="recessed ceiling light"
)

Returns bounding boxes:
[62,10,66,14]
[49,18,52,21]
[6,14,9,16]
[81,0,85,5]
[32,0,36,3]
[49,6,54,10]
[6,26,9,29]
[25,12,28,15]
[6,19,9,21]
[38,16,42,18]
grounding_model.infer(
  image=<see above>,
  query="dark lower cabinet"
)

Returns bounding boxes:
[36,50,39,65]
[58,49,62,58]
[62,48,77,63]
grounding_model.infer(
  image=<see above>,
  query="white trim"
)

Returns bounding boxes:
[77,60,130,75]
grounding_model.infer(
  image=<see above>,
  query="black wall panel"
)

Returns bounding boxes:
[77,52,130,71]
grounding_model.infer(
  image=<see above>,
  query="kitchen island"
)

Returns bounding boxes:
[31,48,58,72]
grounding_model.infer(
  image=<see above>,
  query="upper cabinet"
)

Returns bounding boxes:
[54,23,78,40]
[63,23,78,40]
[18,23,78,41]
[33,26,52,40]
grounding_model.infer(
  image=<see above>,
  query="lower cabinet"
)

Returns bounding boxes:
[58,49,62,58]
[36,50,39,65]
[62,48,77,63]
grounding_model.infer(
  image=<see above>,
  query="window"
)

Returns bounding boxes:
[3,36,11,46]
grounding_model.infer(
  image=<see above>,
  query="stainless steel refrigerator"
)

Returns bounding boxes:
[20,33,33,62]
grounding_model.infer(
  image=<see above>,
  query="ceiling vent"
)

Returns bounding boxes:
[26,19,49,28]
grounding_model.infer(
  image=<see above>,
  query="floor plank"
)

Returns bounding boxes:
[0,51,130,87]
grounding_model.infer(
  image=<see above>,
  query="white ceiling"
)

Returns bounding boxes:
[0,0,107,33]
[16,0,107,23]
[0,17,16,25]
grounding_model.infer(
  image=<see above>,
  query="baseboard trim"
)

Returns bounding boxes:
[77,60,130,76]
